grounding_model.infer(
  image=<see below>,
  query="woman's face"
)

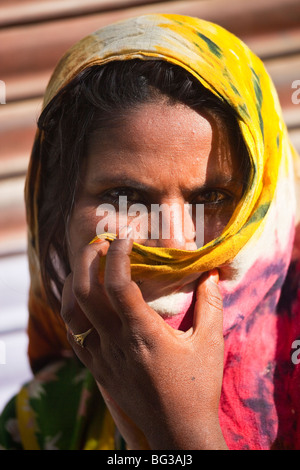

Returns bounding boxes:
[68,100,244,319]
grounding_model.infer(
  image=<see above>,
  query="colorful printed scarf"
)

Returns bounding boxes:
[1,14,300,450]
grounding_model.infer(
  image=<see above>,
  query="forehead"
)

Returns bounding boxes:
[85,101,239,186]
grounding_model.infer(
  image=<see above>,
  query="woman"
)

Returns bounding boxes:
[0,13,299,450]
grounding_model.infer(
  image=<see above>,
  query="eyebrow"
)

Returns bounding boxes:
[89,176,152,192]
[89,174,243,193]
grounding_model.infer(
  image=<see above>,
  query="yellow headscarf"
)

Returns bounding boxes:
[25,13,298,369]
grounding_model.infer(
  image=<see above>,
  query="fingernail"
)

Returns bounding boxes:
[89,235,102,244]
[118,225,133,239]
[208,269,219,284]
[89,233,117,244]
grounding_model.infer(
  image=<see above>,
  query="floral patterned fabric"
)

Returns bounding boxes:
[0,358,117,450]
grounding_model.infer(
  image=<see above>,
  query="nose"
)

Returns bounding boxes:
[139,201,200,251]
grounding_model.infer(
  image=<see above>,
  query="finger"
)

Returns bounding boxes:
[192,269,223,343]
[104,236,161,329]
[61,273,92,332]
[72,238,110,302]
[104,236,143,313]
[61,273,98,360]
[72,239,119,331]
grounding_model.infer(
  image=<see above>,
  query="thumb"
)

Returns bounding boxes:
[192,269,223,338]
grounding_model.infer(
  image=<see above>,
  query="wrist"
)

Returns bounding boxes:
[146,418,228,450]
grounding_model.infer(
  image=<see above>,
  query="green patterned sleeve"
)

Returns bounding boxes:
[0,358,116,450]
[0,395,23,450]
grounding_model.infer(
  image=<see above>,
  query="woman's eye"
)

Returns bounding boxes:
[195,191,231,205]
[102,188,142,205]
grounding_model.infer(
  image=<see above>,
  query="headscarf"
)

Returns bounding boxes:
[23,14,300,449]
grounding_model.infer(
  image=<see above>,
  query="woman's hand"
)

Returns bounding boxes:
[61,236,227,450]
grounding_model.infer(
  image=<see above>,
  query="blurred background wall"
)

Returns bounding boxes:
[0,0,299,411]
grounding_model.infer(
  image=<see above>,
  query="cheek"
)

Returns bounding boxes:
[68,203,100,262]
[203,206,235,244]
[95,206,137,237]
[68,202,131,256]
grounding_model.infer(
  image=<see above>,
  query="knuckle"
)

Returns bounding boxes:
[105,279,121,297]
[73,281,90,305]
[107,242,126,260]
[206,292,223,311]
[128,332,153,359]
[105,277,131,300]
[204,283,223,311]
[108,240,122,253]
[108,238,131,254]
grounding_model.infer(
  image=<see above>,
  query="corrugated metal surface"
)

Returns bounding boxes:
[0,0,299,412]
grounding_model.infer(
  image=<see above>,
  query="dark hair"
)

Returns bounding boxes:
[36,59,250,311]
